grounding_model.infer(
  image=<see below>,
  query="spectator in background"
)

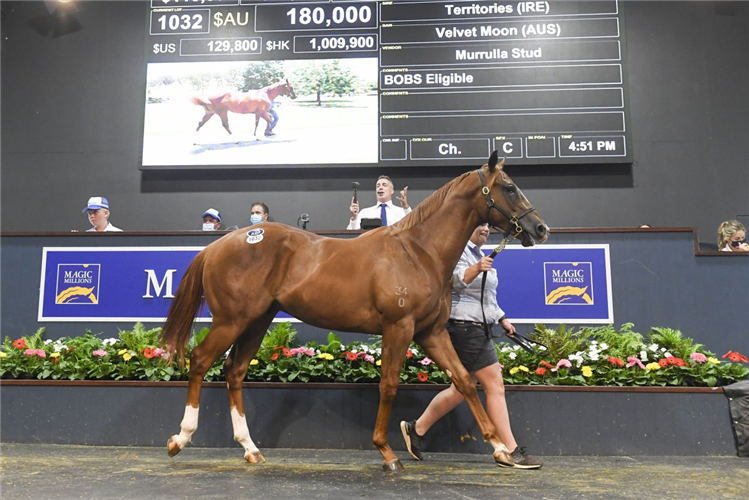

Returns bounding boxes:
[83,197,122,232]
[718,220,748,252]
[250,203,269,225]
[347,175,410,230]
[202,208,222,231]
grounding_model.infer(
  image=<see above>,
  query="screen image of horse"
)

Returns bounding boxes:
[159,152,550,471]
[142,59,378,168]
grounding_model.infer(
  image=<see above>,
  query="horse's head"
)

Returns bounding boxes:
[282,79,297,100]
[478,151,549,247]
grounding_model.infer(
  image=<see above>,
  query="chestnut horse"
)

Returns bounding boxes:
[191,79,296,139]
[160,152,549,471]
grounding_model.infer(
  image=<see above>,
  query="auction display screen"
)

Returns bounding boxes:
[142,0,631,169]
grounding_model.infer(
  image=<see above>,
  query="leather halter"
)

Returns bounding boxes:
[477,168,537,240]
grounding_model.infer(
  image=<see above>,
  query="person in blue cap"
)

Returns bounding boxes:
[83,197,122,232]
[202,208,222,231]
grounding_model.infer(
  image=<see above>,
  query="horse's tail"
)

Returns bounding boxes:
[190,96,211,110]
[159,250,207,367]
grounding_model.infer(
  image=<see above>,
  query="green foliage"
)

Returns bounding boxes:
[2,323,748,388]
[238,61,286,91]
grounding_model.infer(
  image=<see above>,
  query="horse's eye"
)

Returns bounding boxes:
[505,185,517,194]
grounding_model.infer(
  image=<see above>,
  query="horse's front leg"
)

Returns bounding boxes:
[374,319,415,472]
[417,328,513,466]
[196,111,215,132]
[167,322,239,457]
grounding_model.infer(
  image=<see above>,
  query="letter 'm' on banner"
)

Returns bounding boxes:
[143,269,177,299]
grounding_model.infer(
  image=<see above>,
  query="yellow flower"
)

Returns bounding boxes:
[376,360,382,366]
[123,353,132,361]
[645,362,660,370]
[50,352,60,358]
[249,359,259,366]
[509,367,520,375]
[582,366,593,377]
[518,365,529,373]
[0,352,7,358]
[707,357,720,365]
[317,353,334,361]
[117,349,128,355]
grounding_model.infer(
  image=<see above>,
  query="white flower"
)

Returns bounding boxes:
[664,352,672,358]
[591,340,598,345]
[501,347,511,353]
[640,350,648,361]
[44,339,53,345]
[360,345,370,353]
[589,352,600,361]
[599,343,608,350]
[513,345,521,351]
[53,343,68,352]
[103,338,117,346]
[351,349,358,354]
[568,353,584,368]
[661,347,667,352]
[538,346,547,351]
[649,344,659,352]
[509,352,517,360]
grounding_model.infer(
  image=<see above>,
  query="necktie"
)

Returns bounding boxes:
[380,203,388,226]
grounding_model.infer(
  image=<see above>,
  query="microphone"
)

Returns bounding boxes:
[351,182,360,204]
[298,213,310,230]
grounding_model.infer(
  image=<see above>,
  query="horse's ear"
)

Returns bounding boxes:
[488,150,499,172]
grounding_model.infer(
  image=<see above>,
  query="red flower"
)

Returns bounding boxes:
[723,351,749,363]
[540,360,554,369]
[13,338,27,349]
[658,358,670,368]
[535,367,547,376]
[667,357,686,367]
[406,350,413,358]
[271,352,280,361]
[142,348,155,359]
[346,351,358,361]
[282,347,292,358]
[417,371,428,382]
[607,356,625,367]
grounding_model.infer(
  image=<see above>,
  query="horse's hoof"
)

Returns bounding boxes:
[382,459,405,472]
[245,451,266,464]
[493,449,514,468]
[167,437,183,457]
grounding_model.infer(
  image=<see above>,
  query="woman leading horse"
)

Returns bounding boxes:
[160,151,549,471]
[191,79,296,140]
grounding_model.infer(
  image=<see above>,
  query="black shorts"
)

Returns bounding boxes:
[446,321,499,373]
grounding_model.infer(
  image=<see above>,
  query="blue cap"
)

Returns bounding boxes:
[83,197,109,212]
[202,208,222,222]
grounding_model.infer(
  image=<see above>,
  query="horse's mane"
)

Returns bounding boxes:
[391,170,475,234]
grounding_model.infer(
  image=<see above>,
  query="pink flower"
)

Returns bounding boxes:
[418,357,434,366]
[24,349,35,356]
[690,352,707,363]
[552,359,572,372]
[92,349,107,357]
[35,349,46,358]
[24,349,47,358]
[626,356,645,369]
[363,354,375,364]
[153,348,164,357]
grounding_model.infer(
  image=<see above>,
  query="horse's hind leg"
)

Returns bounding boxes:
[167,320,243,457]
[218,110,232,135]
[196,111,215,132]
[224,313,275,464]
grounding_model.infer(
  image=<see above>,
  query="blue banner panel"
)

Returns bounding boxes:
[38,247,296,323]
[488,244,613,323]
[39,245,612,324]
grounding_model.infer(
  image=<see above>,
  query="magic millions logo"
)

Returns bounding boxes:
[55,264,101,304]
[544,262,593,305]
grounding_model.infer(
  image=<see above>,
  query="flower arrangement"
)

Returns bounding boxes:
[1,322,747,387]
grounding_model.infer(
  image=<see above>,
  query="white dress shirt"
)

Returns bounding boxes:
[450,241,505,324]
[347,200,411,230]
[87,223,123,232]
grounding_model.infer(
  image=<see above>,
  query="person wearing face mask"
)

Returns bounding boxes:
[202,208,222,231]
[400,224,542,469]
[347,175,410,230]
[83,197,122,232]
[250,202,269,225]
[718,220,749,252]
